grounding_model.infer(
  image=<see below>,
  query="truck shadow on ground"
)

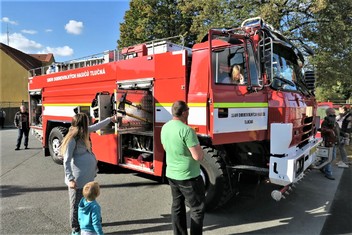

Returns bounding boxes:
[0,181,159,198]
[201,169,348,235]
[104,215,171,234]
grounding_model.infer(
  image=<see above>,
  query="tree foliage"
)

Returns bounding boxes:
[306,0,352,101]
[118,0,195,48]
[118,0,352,101]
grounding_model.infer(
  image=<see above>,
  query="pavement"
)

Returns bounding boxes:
[321,163,352,235]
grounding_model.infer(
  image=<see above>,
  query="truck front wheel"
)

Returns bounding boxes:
[48,127,67,165]
[200,146,232,211]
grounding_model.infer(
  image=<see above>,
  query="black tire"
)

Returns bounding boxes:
[200,146,232,211]
[48,127,67,165]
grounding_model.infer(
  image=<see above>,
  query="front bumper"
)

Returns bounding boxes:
[269,123,323,186]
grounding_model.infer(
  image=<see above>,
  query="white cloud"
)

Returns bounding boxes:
[0,33,73,58]
[1,17,18,25]
[0,33,42,52]
[65,20,83,35]
[45,29,53,33]
[21,29,37,35]
[38,46,74,57]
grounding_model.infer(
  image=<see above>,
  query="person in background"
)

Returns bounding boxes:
[78,181,104,235]
[161,100,205,235]
[336,105,352,168]
[61,113,117,235]
[320,108,339,180]
[14,105,30,150]
[0,108,6,128]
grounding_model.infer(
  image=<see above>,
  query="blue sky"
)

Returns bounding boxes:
[0,0,130,62]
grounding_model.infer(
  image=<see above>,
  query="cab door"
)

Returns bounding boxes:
[210,42,268,145]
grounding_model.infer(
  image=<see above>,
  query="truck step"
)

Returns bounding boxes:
[227,165,269,174]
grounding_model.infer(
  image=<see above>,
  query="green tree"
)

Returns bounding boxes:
[118,0,195,48]
[306,0,352,101]
[179,0,258,43]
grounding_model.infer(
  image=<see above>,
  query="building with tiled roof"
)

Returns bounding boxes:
[29,53,54,64]
[0,43,54,126]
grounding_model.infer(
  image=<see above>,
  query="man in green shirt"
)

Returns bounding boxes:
[161,100,205,235]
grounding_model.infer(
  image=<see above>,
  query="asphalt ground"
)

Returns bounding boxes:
[321,163,352,235]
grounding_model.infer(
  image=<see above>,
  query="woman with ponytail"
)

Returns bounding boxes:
[61,113,116,235]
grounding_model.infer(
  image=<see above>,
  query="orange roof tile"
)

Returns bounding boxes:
[29,53,54,63]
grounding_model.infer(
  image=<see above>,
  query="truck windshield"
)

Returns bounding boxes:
[271,45,309,95]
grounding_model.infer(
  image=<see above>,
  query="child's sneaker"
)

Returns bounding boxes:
[337,162,349,168]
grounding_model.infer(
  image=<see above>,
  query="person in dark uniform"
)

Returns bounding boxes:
[14,105,30,150]
[0,108,6,128]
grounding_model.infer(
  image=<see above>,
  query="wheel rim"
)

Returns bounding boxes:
[200,168,206,184]
[52,138,61,156]
[200,167,209,192]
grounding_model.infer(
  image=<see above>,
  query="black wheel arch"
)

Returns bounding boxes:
[44,121,70,147]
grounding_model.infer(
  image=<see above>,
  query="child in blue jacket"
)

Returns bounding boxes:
[78,181,104,235]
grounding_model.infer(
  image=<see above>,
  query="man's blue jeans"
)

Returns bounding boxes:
[168,175,205,235]
[16,128,29,148]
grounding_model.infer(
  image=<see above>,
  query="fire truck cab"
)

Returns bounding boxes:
[28,17,323,210]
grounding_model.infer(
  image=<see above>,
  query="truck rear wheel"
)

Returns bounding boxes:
[200,146,231,211]
[48,127,67,165]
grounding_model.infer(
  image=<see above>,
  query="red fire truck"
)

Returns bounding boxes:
[28,17,322,210]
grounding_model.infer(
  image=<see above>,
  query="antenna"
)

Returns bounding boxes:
[7,23,10,46]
